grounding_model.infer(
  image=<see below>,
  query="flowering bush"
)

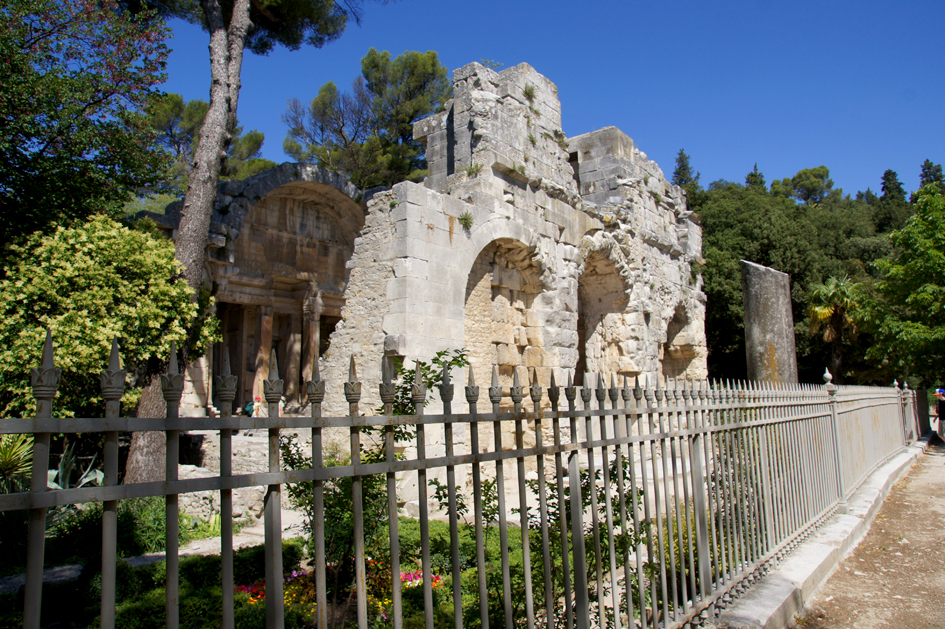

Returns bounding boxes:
[235,569,318,624]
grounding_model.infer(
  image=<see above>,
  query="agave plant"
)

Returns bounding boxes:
[48,441,103,490]
[0,433,32,493]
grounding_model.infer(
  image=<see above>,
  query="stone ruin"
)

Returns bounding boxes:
[150,61,707,419]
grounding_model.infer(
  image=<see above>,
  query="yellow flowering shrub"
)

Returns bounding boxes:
[0,216,218,418]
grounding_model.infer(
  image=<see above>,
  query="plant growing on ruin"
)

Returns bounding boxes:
[464,163,483,177]
[523,84,536,103]
[458,211,475,231]
[528,133,537,146]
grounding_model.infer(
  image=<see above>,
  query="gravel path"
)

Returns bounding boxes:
[795,438,945,628]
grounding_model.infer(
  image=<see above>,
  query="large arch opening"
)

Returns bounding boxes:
[660,302,697,379]
[576,250,635,385]
[464,239,547,407]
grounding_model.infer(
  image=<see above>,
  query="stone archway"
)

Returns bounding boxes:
[576,250,638,386]
[660,302,698,379]
[464,238,548,404]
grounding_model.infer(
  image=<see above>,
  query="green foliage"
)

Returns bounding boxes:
[0,434,32,493]
[523,84,536,103]
[147,93,277,195]
[672,148,701,191]
[0,0,170,248]
[463,163,483,177]
[862,186,945,386]
[458,210,475,231]
[0,216,219,418]
[283,48,451,189]
[771,165,837,205]
[807,276,863,383]
[383,349,470,417]
[479,58,504,70]
[745,164,766,190]
[696,175,887,382]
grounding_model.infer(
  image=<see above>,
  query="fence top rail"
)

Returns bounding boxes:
[8,331,913,432]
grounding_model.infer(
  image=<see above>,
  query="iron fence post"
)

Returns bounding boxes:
[213,348,238,629]
[161,343,184,629]
[306,360,329,629]
[263,349,285,629]
[824,369,847,514]
[23,331,60,629]
[99,338,126,629]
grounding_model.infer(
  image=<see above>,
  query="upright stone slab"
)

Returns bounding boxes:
[741,260,798,383]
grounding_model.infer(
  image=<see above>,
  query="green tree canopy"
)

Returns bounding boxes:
[695,171,887,382]
[283,48,451,189]
[807,276,862,383]
[874,168,912,232]
[912,159,944,202]
[772,166,836,205]
[745,164,766,191]
[863,185,945,386]
[0,0,170,247]
[672,149,701,201]
[0,216,218,418]
[148,93,277,195]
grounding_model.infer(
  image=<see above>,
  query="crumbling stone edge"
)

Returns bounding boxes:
[714,435,932,629]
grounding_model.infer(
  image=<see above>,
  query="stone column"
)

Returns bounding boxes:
[741,260,798,383]
[285,313,302,404]
[253,305,274,404]
[301,288,322,386]
[240,305,254,409]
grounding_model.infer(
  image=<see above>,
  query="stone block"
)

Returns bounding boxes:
[384,334,407,355]
[493,322,513,344]
[524,347,544,368]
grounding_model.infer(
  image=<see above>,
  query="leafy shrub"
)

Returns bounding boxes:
[0,215,219,418]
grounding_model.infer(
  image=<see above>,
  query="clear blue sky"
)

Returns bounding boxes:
[163,0,944,196]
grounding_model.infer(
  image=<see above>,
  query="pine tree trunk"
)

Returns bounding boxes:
[124,0,251,481]
[123,377,167,484]
[175,0,251,292]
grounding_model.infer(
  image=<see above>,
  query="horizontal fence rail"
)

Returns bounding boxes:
[1,334,919,629]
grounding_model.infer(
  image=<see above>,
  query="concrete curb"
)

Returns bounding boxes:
[715,436,931,629]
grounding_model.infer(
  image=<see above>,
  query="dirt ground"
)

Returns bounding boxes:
[794,437,945,629]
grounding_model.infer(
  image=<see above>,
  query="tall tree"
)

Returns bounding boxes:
[283,48,450,189]
[875,169,911,232]
[745,164,766,191]
[912,159,945,202]
[0,0,169,248]
[880,169,906,204]
[807,276,862,383]
[863,185,945,386]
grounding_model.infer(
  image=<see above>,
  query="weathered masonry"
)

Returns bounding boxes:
[153,61,707,416]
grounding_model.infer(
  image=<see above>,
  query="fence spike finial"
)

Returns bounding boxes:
[492,365,499,389]
[269,348,280,381]
[442,361,451,386]
[41,329,55,369]
[550,370,557,389]
[349,355,358,383]
[512,366,521,388]
[567,370,573,389]
[221,345,232,377]
[312,351,321,382]
[382,356,391,385]
[166,341,178,375]
[610,374,617,389]
[468,364,476,386]
[109,336,122,372]
[823,368,833,384]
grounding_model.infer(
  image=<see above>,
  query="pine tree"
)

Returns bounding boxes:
[745,164,766,191]
[880,169,906,204]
